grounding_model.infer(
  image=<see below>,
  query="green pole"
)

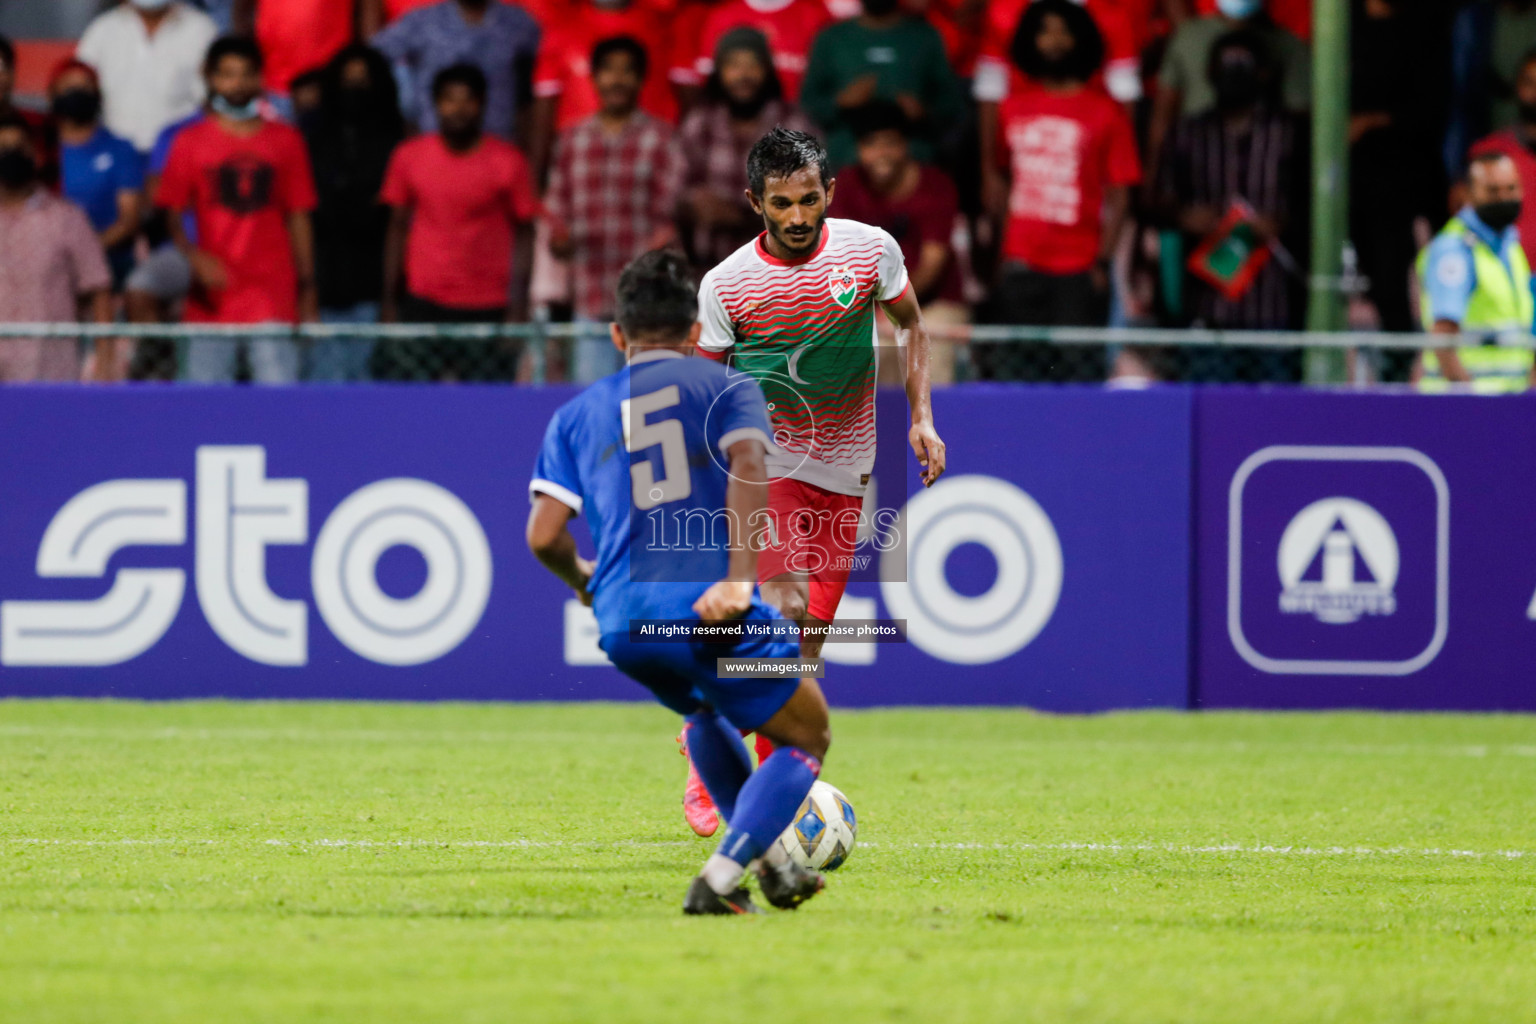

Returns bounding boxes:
[1306,0,1350,376]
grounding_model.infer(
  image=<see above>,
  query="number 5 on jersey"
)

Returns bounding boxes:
[621,385,692,510]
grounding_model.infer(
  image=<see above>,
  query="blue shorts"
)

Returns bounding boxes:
[599,598,800,732]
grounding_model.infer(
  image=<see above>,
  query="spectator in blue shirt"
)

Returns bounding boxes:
[371,0,541,142]
[49,59,144,288]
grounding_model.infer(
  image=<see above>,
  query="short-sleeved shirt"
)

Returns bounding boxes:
[532,5,680,130]
[530,349,774,636]
[59,127,145,235]
[670,0,831,101]
[799,15,964,170]
[380,134,541,309]
[256,0,355,92]
[76,1,218,152]
[0,190,112,322]
[544,112,686,319]
[372,0,542,139]
[997,86,1141,274]
[832,162,963,303]
[0,190,112,380]
[1420,209,1531,329]
[1158,15,1312,117]
[697,217,909,496]
[157,119,318,323]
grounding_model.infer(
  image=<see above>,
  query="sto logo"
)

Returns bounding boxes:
[0,447,492,669]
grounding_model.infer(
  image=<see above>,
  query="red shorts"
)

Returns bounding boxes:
[756,477,864,623]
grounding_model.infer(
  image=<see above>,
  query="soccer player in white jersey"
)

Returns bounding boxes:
[678,127,947,834]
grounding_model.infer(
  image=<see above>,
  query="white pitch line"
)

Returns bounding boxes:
[1,724,1533,759]
[2,837,1529,859]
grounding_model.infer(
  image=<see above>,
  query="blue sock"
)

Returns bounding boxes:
[716,747,821,866]
[684,710,753,820]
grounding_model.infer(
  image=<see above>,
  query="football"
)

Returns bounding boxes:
[777,780,858,871]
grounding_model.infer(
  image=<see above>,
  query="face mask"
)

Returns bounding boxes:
[0,148,36,188]
[211,94,261,121]
[51,88,101,124]
[130,0,174,10]
[862,0,900,15]
[1475,199,1523,231]
[1217,0,1263,17]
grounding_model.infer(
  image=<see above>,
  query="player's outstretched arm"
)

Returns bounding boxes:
[692,438,768,623]
[882,287,947,487]
[526,495,596,605]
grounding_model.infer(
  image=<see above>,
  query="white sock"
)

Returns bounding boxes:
[761,841,790,869]
[703,853,746,895]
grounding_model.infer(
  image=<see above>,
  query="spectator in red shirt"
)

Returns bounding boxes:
[547,36,685,382]
[234,0,355,103]
[158,36,319,383]
[835,100,964,383]
[0,114,115,383]
[987,0,1140,382]
[379,63,541,381]
[528,0,681,178]
[973,0,1147,202]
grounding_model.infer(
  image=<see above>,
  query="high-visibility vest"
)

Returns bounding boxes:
[1416,216,1535,393]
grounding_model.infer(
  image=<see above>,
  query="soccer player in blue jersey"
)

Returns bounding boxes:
[526,249,831,915]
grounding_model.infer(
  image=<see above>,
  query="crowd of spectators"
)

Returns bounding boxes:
[0,0,1525,386]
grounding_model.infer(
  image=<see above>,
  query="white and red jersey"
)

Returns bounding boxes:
[697,218,910,496]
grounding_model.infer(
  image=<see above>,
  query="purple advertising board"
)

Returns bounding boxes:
[0,386,1191,711]
[1194,390,1536,710]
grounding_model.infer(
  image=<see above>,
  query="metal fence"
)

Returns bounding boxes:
[0,322,1527,387]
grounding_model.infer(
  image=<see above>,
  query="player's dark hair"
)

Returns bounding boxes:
[591,35,649,81]
[616,249,698,343]
[746,126,829,196]
[432,61,488,103]
[204,35,265,76]
[848,99,911,141]
[0,34,15,74]
[1010,0,1103,83]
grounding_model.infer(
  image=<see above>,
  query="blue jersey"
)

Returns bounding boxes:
[530,350,773,637]
[60,127,144,235]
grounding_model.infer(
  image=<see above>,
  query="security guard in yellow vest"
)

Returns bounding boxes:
[1417,152,1535,393]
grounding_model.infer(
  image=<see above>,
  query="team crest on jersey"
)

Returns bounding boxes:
[828,265,857,309]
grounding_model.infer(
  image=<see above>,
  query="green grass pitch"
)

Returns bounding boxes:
[3,699,1535,1023]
